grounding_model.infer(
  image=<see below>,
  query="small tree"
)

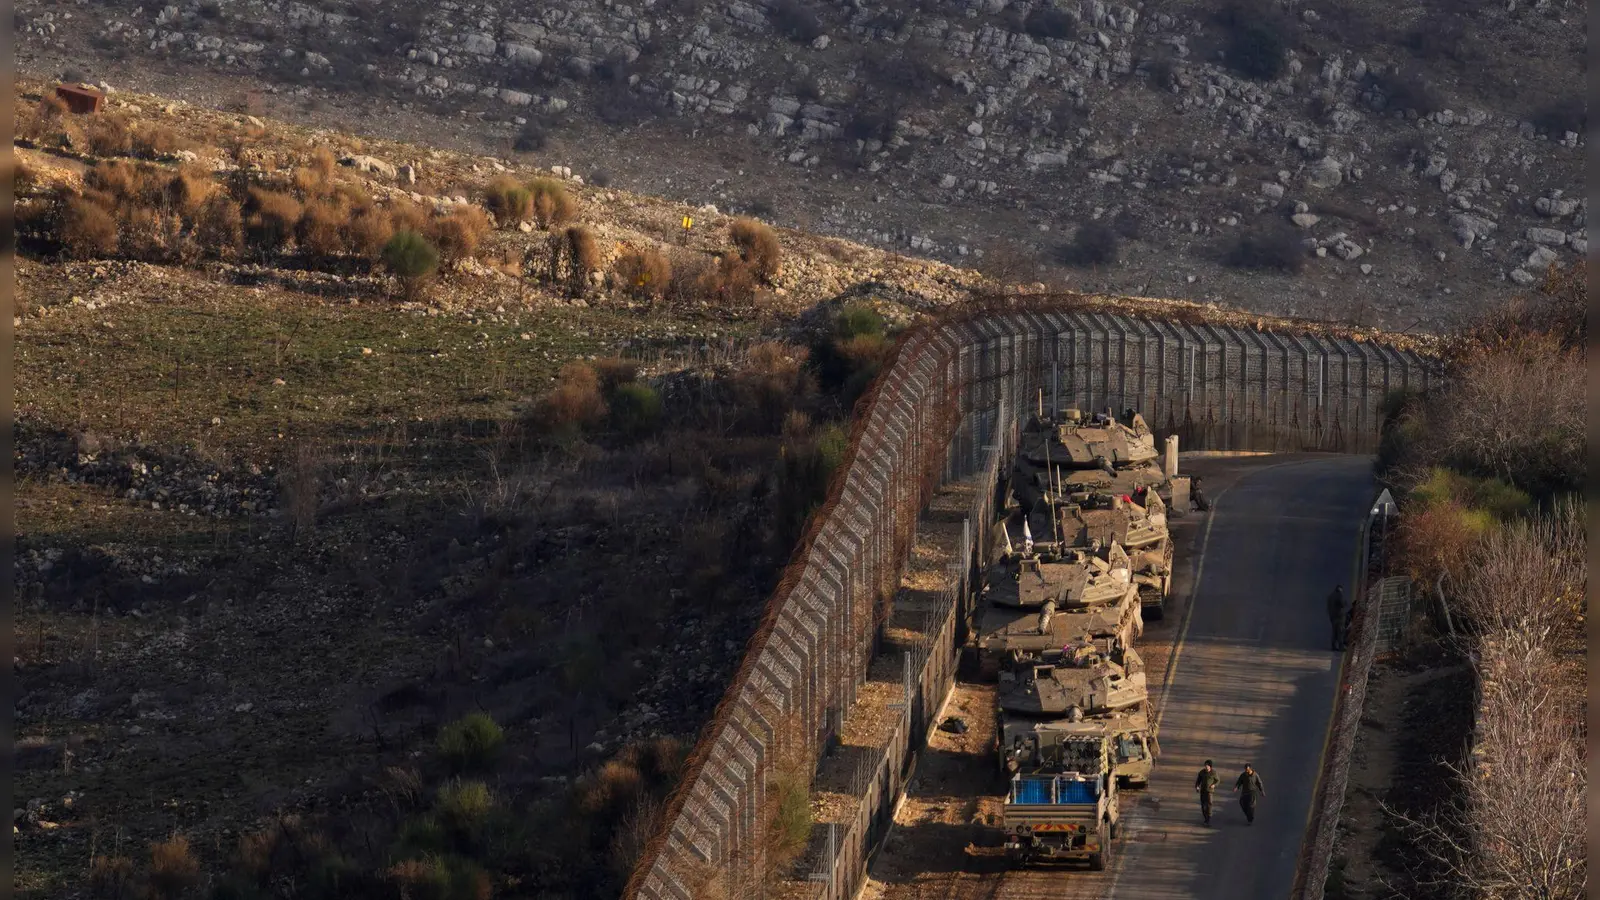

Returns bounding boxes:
[383,229,439,300]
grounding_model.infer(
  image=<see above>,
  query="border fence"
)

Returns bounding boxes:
[627,298,1438,900]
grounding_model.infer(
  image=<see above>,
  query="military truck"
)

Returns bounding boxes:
[1000,734,1120,870]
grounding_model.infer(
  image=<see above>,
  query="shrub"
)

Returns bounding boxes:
[290,165,329,200]
[1218,2,1289,81]
[295,201,347,260]
[557,225,600,295]
[1024,7,1077,40]
[729,342,816,432]
[427,206,491,263]
[131,124,183,160]
[1409,468,1530,521]
[1223,227,1304,273]
[1532,96,1586,137]
[88,855,137,900]
[195,194,244,257]
[343,203,395,260]
[244,188,303,255]
[484,175,532,226]
[165,168,215,218]
[835,302,884,340]
[610,382,664,438]
[613,247,672,300]
[120,205,180,262]
[383,229,440,298]
[386,856,492,900]
[591,357,641,393]
[147,836,201,900]
[530,361,608,435]
[514,121,548,153]
[435,779,496,838]
[307,145,337,178]
[1376,70,1442,116]
[80,114,134,156]
[388,199,431,235]
[60,196,119,259]
[695,255,758,305]
[730,218,782,282]
[436,712,505,773]
[86,159,148,204]
[769,0,823,43]
[766,772,814,871]
[1057,220,1119,266]
[527,177,577,228]
[25,94,68,144]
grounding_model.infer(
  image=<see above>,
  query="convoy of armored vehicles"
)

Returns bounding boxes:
[974,406,1181,871]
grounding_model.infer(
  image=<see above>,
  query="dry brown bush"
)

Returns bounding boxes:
[80,114,134,156]
[1427,333,1584,495]
[484,175,533,225]
[120,205,181,261]
[1392,499,1487,594]
[729,217,782,282]
[290,165,329,200]
[1451,499,1584,660]
[613,247,673,300]
[60,196,119,259]
[88,855,137,900]
[245,188,303,255]
[342,204,395,261]
[307,145,337,178]
[528,177,578,228]
[387,199,430,235]
[86,159,148,204]
[559,225,601,295]
[730,342,815,432]
[195,194,244,257]
[164,167,216,219]
[591,357,641,392]
[428,206,491,263]
[297,200,349,260]
[130,124,184,159]
[24,94,68,144]
[695,255,758,305]
[146,835,201,899]
[530,361,608,434]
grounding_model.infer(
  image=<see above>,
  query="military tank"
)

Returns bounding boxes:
[976,544,1144,656]
[994,639,1150,778]
[1011,407,1167,516]
[1055,491,1175,622]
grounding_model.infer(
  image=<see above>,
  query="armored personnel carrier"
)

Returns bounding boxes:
[999,709,1158,788]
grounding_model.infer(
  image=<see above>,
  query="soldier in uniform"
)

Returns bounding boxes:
[1326,585,1346,651]
[1233,763,1265,824]
[1190,476,1211,512]
[1194,759,1220,824]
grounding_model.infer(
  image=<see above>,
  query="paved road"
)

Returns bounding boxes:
[1101,455,1375,900]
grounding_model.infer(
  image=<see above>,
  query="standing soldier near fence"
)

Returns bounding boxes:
[1326,584,1346,651]
[1194,759,1220,825]
[1233,763,1265,825]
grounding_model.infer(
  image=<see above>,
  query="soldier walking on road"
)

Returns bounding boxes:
[1194,759,1220,824]
[1326,585,1346,651]
[1234,764,1265,825]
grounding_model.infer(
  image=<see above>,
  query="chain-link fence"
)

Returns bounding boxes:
[629,304,1436,900]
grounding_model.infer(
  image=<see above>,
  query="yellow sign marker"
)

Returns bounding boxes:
[682,216,694,230]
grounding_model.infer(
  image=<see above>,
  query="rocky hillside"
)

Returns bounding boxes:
[15,0,1586,331]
